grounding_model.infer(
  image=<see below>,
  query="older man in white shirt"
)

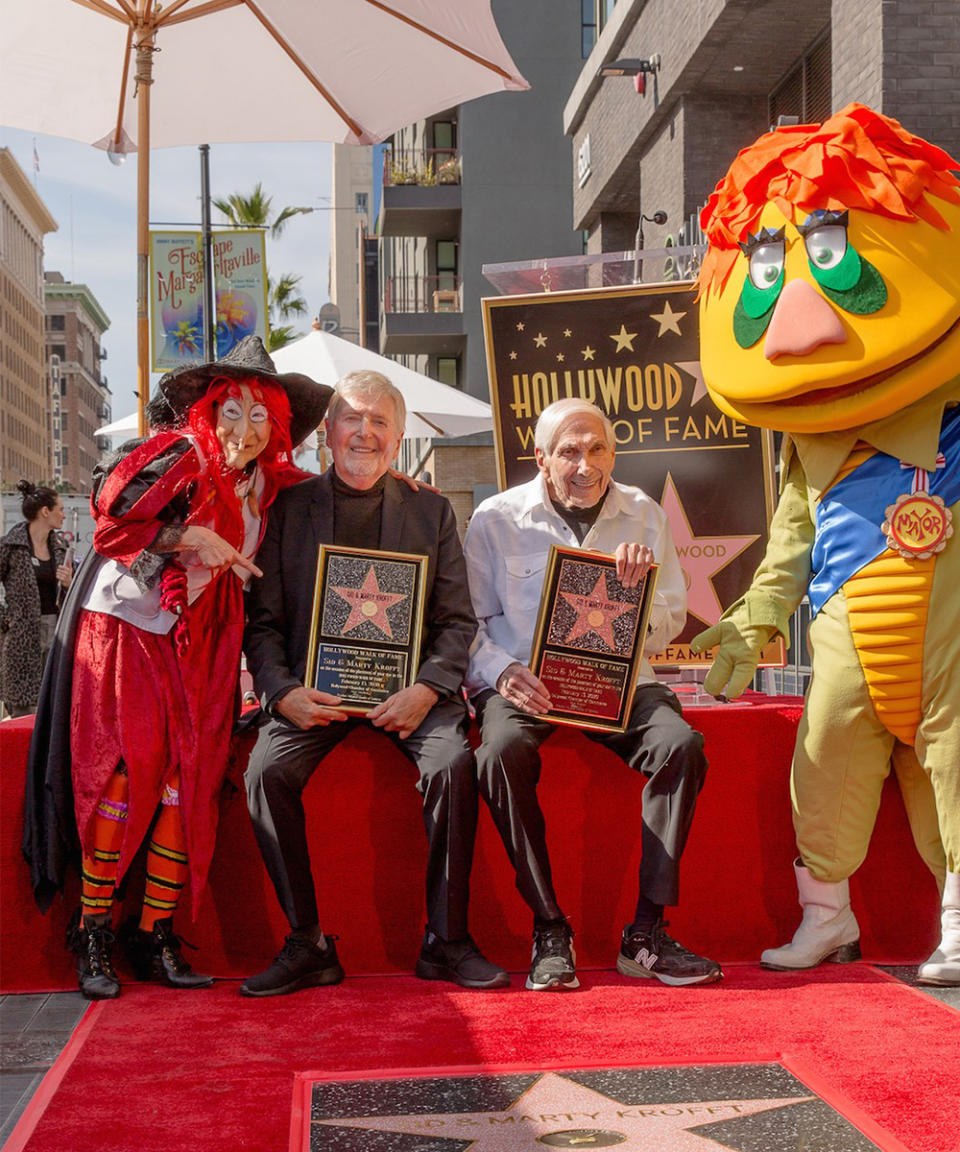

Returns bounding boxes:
[464,398,721,991]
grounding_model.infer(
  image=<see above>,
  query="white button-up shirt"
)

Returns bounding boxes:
[463,473,687,696]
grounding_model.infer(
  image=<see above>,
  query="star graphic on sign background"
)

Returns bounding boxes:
[534,332,548,347]
[610,324,638,352]
[313,1071,813,1150]
[560,573,636,650]
[650,300,686,336]
[557,353,565,363]
[563,327,573,337]
[677,360,709,405]
[582,346,596,360]
[516,321,526,331]
[509,350,518,359]
[331,566,408,639]
[660,473,759,626]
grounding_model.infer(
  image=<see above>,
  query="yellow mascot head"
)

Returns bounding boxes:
[698,103,960,434]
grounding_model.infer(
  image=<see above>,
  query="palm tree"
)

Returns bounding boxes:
[213,183,312,351]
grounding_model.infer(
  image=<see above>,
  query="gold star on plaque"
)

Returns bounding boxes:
[610,324,637,352]
[650,300,686,336]
[581,345,596,361]
[534,332,548,348]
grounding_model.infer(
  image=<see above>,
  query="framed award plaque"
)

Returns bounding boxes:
[305,545,428,714]
[529,545,658,733]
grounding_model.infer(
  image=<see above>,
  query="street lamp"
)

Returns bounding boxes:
[598,54,661,96]
[633,209,668,283]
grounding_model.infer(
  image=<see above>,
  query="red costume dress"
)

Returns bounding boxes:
[70,430,264,912]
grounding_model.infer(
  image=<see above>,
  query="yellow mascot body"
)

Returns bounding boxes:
[693,104,960,986]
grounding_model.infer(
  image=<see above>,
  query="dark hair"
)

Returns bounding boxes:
[16,480,59,522]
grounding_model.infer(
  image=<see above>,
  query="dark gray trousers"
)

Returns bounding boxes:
[474,681,707,921]
[244,696,477,941]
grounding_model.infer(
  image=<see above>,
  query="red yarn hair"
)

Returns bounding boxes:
[698,102,960,297]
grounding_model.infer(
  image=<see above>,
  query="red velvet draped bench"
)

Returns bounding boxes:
[0,696,939,993]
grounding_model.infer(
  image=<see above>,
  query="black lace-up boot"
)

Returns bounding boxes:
[69,910,121,1000]
[123,917,214,989]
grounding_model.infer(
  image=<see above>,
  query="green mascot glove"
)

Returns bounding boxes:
[690,620,777,699]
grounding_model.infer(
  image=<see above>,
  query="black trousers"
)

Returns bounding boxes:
[244,696,477,941]
[474,681,707,922]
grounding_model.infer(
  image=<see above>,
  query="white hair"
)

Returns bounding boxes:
[534,398,615,455]
[326,370,406,433]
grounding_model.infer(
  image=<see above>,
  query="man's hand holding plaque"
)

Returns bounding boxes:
[527,544,658,733]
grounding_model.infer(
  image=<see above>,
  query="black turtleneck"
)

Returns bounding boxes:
[332,470,387,548]
[550,490,606,544]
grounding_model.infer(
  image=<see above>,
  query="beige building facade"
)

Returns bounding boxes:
[0,148,57,489]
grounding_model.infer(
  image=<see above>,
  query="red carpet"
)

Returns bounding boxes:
[7,965,958,1152]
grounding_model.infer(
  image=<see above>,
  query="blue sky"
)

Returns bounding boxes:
[1,127,334,421]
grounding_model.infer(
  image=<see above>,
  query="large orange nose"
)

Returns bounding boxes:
[763,278,847,360]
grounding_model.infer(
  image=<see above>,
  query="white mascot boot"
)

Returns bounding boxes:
[917,871,960,986]
[760,860,861,970]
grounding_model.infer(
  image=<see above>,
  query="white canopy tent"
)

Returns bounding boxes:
[271,329,493,439]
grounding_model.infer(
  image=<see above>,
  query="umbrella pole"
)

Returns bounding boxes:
[135,35,155,437]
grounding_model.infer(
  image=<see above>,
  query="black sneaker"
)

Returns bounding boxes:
[239,933,344,997]
[526,921,579,991]
[617,921,722,987]
[415,931,510,989]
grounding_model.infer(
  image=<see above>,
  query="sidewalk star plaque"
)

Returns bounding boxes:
[529,546,657,732]
[305,545,427,713]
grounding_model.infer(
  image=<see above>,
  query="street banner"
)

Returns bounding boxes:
[150,229,268,371]
[482,283,782,667]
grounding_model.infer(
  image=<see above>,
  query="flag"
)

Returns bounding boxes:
[32,138,39,175]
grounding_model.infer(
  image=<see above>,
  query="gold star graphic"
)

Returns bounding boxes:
[563,328,573,337]
[650,300,686,336]
[557,353,565,363]
[534,332,548,348]
[516,321,526,331]
[610,324,637,352]
[509,350,518,360]
[581,346,596,361]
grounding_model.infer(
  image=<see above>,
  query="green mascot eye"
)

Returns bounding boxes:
[801,217,888,314]
[733,232,785,348]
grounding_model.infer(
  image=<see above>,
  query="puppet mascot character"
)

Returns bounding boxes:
[691,104,960,986]
[24,336,331,998]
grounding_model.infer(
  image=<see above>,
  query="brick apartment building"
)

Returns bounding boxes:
[566,0,960,263]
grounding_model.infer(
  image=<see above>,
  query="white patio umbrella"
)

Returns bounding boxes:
[271,328,493,439]
[0,0,527,432]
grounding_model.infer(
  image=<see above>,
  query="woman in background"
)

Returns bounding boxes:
[0,481,73,718]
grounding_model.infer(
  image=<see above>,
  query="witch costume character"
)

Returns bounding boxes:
[23,336,332,1000]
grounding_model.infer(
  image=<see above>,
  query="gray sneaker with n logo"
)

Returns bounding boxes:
[617,921,722,986]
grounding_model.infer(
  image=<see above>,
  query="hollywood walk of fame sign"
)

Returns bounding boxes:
[305,545,428,713]
[300,1063,895,1151]
[482,284,783,667]
[529,546,657,732]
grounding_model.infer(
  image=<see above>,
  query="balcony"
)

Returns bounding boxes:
[379,148,461,238]
[381,274,466,357]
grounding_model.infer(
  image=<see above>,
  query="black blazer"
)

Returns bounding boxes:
[244,470,477,711]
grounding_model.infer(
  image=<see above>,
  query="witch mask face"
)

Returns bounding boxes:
[214,383,272,470]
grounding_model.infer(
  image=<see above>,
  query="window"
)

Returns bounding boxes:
[51,344,66,361]
[436,240,458,293]
[436,358,459,388]
[581,0,596,57]
[769,32,831,127]
[355,192,368,216]
[49,314,65,331]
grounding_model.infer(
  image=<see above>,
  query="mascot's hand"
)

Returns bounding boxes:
[690,620,775,699]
